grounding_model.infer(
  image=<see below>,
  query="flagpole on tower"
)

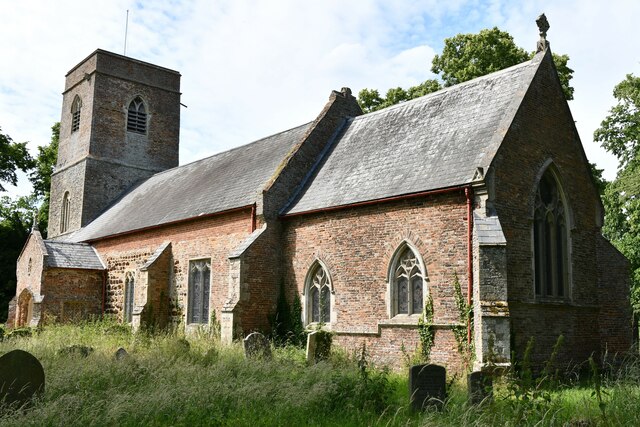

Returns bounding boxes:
[124,9,129,56]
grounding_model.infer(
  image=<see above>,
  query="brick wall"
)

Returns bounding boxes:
[91,209,253,325]
[282,193,469,370]
[41,269,103,322]
[491,50,632,364]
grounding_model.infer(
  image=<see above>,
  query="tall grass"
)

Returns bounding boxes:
[1,321,640,426]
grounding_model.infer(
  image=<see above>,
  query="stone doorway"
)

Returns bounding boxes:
[17,289,34,327]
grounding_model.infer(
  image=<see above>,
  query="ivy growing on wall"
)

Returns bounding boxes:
[417,293,435,361]
[451,273,474,368]
[270,283,305,347]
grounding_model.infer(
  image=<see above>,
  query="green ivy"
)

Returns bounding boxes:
[417,294,435,362]
[451,273,473,367]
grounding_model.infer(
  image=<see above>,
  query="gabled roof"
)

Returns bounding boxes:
[70,123,312,241]
[43,241,105,270]
[284,52,545,215]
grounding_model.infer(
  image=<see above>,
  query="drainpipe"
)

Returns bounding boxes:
[251,203,257,232]
[102,270,107,316]
[465,186,473,344]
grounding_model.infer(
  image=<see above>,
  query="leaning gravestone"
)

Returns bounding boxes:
[409,364,446,411]
[0,350,45,410]
[468,371,493,405]
[243,332,271,359]
[305,331,317,363]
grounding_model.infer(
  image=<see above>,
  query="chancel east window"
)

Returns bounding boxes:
[187,259,211,324]
[127,97,147,134]
[60,191,71,233]
[534,168,569,298]
[71,96,81,133]
[391,245,425,316]
[306,262,332,324]
[124,272,135,323]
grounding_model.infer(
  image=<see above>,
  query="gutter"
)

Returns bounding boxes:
[465,186,474,344]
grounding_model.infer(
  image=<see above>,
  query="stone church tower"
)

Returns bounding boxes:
[48,49,181,238]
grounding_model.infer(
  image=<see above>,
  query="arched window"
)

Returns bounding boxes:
[71,96,82,133]
[127,96,147,134]
[390,244,425,316]
[60,191,71,233]
[187,259,211,324]
[534,168,569,298]
[124,272,135,323]
[305,261,332,325]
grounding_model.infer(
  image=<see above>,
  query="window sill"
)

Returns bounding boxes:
[381,315,422,326]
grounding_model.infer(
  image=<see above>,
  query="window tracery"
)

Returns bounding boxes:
[391,245,424,316]
[187,259,211,324]
[306,262,331,324]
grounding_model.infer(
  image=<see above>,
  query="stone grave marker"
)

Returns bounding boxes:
[58,345,94,357]
[243,332,271,359]
[305,330,332,363]
[0,349,45,410]
[305,331,317,363]
[468,371,492,405]
[409,364,446,411]
[115,347,129,361]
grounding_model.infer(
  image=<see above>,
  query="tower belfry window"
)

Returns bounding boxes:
[60,191,71,233]
[127,97,147,134]
[71,96,82,133]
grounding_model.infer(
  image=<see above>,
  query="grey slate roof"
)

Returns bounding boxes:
[71,123,311,241]
[284,54,543,215]
[44,241,105,270]
[474,214,506,246]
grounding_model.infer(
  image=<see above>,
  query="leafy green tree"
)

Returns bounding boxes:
[595,75,640,312]
[29,122,59,230]
[0,127,34,192]
[358,27,574,112]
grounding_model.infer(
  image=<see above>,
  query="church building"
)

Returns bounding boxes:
[7,27,632,369]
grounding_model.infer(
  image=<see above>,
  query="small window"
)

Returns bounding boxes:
[27,258,32,276]
[71,96,82,133]
[60,191,71,233]
[390,244,425,316]
[124,272,135,323]
[305,261,332,325]
[534,168,569,298]
[187,259,211,324]
[127,96,147,134]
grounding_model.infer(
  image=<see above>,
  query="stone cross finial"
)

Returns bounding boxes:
[536,13,550,52]
[31,212,39,232]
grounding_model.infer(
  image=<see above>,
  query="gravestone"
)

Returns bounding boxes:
[243,332,271,359]
[409,364,446,411]
[114,347,129,361]
[305,330,332,363]
[468,371,493,405]
[0,350,45,409]
[58,345,93,357]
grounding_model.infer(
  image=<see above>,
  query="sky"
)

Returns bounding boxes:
[1,0,639,198]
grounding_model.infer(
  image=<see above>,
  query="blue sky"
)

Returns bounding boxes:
[1,0,639,197]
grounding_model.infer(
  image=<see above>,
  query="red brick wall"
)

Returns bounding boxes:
[491,51,632,364]
[91,209,253,325]
[41,269,103,322]
[282,194,469,370]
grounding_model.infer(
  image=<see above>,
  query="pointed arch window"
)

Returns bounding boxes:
[391,244,425,316]
[71,96,82,133]
[534,168,569,298]
[124,272,135,323]
[60,191,71,233]
[306,262,332,325]
[127,96,147,134]
[187,259,211,324]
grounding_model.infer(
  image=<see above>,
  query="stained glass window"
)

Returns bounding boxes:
[307,263,331,324]
[534,169,569,298]
[187,259,211,324]
[393,246,425,315]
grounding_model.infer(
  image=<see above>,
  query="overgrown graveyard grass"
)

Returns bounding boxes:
[1,320,640,426]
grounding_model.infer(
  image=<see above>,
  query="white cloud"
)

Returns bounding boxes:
[0,0,637,198]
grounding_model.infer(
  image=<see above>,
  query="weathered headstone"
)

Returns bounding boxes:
[0,350,45,409]
[58,345,93,357]
[243,332,271,359]
[114,347,129,360]
[306,331,317,363]
[409,364,446,411]
[468,371,493,405]
[305,330,332,363]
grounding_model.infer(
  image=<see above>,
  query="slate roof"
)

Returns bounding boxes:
[474,214,506,246]
[71,123,312,241]
[284,53,544,215]
[44,241,105,270]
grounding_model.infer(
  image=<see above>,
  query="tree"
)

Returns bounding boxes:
[29,122,59,231]
[358,27,574,112]
[595,74,640,313]
[0,127,34,192]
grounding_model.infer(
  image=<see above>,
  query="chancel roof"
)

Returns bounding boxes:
[43,241,105,270]
[284,53,544,215]
[71,123,311,241]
